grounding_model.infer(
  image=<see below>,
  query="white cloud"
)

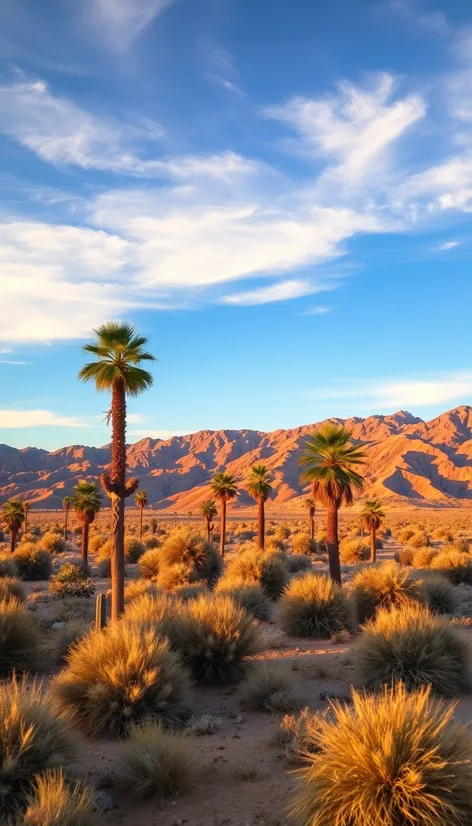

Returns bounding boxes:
[0,348,12,354]
[0,409,87,428]
[311,370,472,409]
[380,2,450,36]
[86,0,177,49]
[301,306,331,315]
[437,240,461,250]
[221,279,323,306]
[0,360,29,365]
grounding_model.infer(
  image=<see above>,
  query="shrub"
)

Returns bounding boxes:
[339,538,369,565]
[138,548,161,580]
[88,533,108,555]
[0,576,25,603]
[0,677,76,819]
[96,557,111,577]
[398,527,415,542]
[157,562,198,591]
[124,593,180,638]
[420,574,459,615]
[0,553,18,578]
[13,545,52,581]
[285,554,313,574]
[430,549,472,584]
[278,707,328,761]
[171,595,262,685]
[172,584,208,601]
[356,602,472,696]
[239,662,297,712]
[118,721,192,799]
[159,530,222,587]
[49,564,95,599]
[412,546,438,568]
[21,770,100,826]
[54,623,190,737]
[54,597,94,624]
[280,573,350,639]
[234,528,256,542]
[276,525,290,540]
[0,598,40,676]
[393,546,413,566]
[124,537,145,564]
[186,714,222,735]
[407,530,430,548]
[225,547,289,600]
[454,537,470,553]
[215,582,271,621]
[53,620,91,663]
[349,562,421,625]
[41,531,66,554]
[144,536,160,550]
[432,527,453,541]
[292,534,317,557]
[124,579,159,603]
[290,682,472,826]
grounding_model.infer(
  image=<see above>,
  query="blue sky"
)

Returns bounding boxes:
[1,0,472,450]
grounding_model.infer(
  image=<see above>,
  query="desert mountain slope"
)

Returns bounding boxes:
[2,407,472,509]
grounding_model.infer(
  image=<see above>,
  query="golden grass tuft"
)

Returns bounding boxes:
[215,582,271,621]
[430,548,472,584]
[420,573,459,615]
[280,573,350,638]
[20,770,100,826]
[239,662,297,712]
[138,548,161,579]
[339,538,369,565]
[224,547,288,600]
[118,721,193,799]
[0,597,40,676]
[349,561,421,624]
[0,576,25,603]
[13,545,52,581]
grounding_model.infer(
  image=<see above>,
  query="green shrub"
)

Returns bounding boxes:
[215,583,271,621]
[280,573,350,638]
[0,577,25,603]
[118,721,192,799]
[0,677,76,819]
[239,662,297,712]
[420,574,459,615]
[290,682,472,826]
[430,549,472,584]
[339,538,369,565]
[225,547,289,600]
[0,598,40,676]
[21,770,100,826]
[349,562,420,625]
[49,564,95,599]
[13,545,52,581]
[54,623,190,737]
[292,534,317,556]
[171,594,262,685]
[356,602,472,696]
[138,548,161,580]
[41,531,66,554]
[124,538,145,564]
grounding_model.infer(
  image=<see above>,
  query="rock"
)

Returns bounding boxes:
[94,791,114,811]
[51,622,65,630]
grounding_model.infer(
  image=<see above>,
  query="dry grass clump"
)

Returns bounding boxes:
[339,538,369,565]
[356,602,472,696]
[224,547,289,600]
[0,576,25,603]
[420,573,459,615]
[20,770,100,826]
[412,546,438,568]
[124,537,145,563]
[349,561,421,625]
[186,714,222,735]
[0,553,18,578]
[215,582,271,621]
[88,533,108,555]
[53,597,94,624]
[138,548,161,580]
[430,548,472,584]
[172,584,208,601]
[453,537,470,553]
[290,683,472,826]
[292,534,317,556]
[407,530,431,548]
[49,564,94,599]
[0,677,76,819]
[118,721,192,799]
[123,593,180,638]
[171,594,262,685]
[54,623,190,737]
[13,545,52,581]
[432,527,454,541]
[41,531,66,554]
[278,707,329,761]
[280,573,350,639]
[239,662,297,712]
[144,536,160,550]
[393,546,413,566]
[124,578,159,603]
[0,598,40,676]
[158,529,222,588]
[397,526,415,542]
[285,554,313,574]
[157,562,198,591]
[53,620,91,663]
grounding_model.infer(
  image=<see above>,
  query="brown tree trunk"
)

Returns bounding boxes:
[309,507,315,541]
[326,505,341,585]
[111,380,126,621]
[64,506,69,543]
[206,516,211,543]
[139,505,143,539]
[81,519,89,563]
[10,526,17,554]
[111,495,125,620]
[370,526,377,563]
[220,499,226,558]
[24,510,29,536]
[257,498,265,550]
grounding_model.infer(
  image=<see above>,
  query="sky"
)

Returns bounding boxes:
[1,0,472,450]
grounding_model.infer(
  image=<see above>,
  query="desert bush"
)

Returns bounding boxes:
[398,526,415,542]
[454,537,470,553]
[54,597,94,624]
[285,554,313,574]
[95,557,111,577]
[280,573,350,638]
[88,533,108,555]
[276,525,291,541]
[412,546,438,568]
[356,602,472,696]
[0,677,76,819]
[234,528,256,542]
[138,548,161,580]
[20,770,100,826]
[13,545,52,581]
[159,529,222,587]
[239,662,297,712]
[290,682,472,826]
[0,553,18,578]
[0,598,40,676]
[124,593,180,639]
[350,561,421,625]
[215,583,271,621]
[171,594,262,685]
[124,537,145,564]
[292,534,317,557]
[407,530,430,548]
[225,547,289,600]
[118,721,192,799]
[393,546,414,566]
[53,620,91,663]
[172,584,208,601]
[432,527,454,541]
[186,714,222,735]
[41,531,66,554]
[278,707,328,761]
[157,562,198,592]
[144,536,160,550]
[124,579,159,603]
[430,548,472,584]
[0,576,25,603]
[54,623,190,737]
[420,573,459,615]
[339,538,369,565]
[49,564,95,599]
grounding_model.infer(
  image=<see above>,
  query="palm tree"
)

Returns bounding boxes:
[71,482,103,563]
[304,497,315,541]
[200,499,218,543]
[246,465,272,550]
[23,501,31,536]
[62,496,72,542]
[135,489,148,538]
[210,472,238,557]
[2,500,25,553]
[79,322,155,620]
[361,499,385,563]
[299,424,366,584]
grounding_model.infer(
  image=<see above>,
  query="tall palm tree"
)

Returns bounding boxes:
[2,500,25,554]
[79,322,155,620]
[23,501,31,536]
[200,499,218,543]
[246,465,272,550]
[299,424,366,584]
[361,499,385,563]
[62,496,72,542]
[210,472,238,557]
[135,489,148,538]
[71,482,103,563]
[304,497,315,541]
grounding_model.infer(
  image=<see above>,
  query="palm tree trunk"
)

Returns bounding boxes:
[370,526,377,563]
[257,498,265,550]
[206,516,211,543]
[220,499,227,558]
[326,505,341,585]
[81,519,89,563]
[110,379,127,621]
[10,526,18,554]
[309,507,315,541]
[139,505,143,539]
[64,506,69,543]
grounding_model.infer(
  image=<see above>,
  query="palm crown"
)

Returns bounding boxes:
[299,424,366,507]
[210,472,238,502]
[135,490,148,507]
[62,496,71,510]
[2,500,25,530]
[71,482,102,522]
[78,322,155,396]
[361,499,385,530]
[246,465,272,502]
[200,499,218,519]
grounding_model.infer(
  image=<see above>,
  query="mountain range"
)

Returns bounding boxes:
[3,406,472,509]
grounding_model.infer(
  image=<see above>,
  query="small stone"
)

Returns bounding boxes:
[94,791,113,811]
[51,622,65,630]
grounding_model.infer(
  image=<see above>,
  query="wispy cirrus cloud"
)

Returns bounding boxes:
[221,278,326,306]
[85,0,178,50]
[0,409,88,428]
